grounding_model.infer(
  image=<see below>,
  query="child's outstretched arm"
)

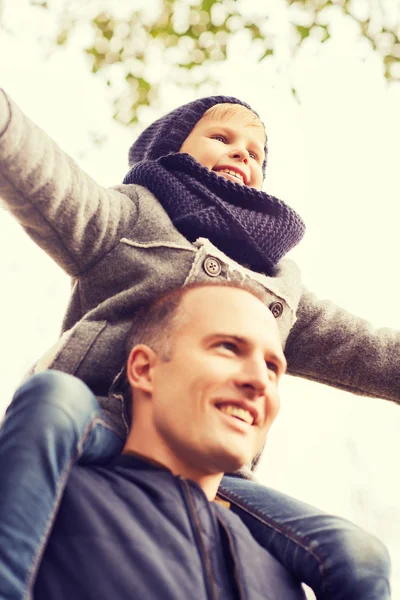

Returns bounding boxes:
[285,286,400,403]
[0,89,138,276]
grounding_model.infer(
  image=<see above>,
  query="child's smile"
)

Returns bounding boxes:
[212,166,247,185]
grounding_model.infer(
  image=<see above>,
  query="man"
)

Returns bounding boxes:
[34,282,306,599]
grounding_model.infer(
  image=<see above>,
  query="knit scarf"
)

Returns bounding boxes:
[123,153,305,275]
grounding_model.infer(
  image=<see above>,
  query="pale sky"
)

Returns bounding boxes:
[1,1,400,597]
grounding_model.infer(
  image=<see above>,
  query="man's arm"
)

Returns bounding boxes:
[285,286,400,403]
[0,89,138,277]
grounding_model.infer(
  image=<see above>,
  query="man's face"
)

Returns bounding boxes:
[147,287,285,475]
[180,108,265,190]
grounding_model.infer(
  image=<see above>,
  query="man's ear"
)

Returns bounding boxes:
[126,344,158,395]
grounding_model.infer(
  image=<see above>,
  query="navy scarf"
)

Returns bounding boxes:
[123,153,305,275]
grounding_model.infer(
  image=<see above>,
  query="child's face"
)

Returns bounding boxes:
[180,110,265,190]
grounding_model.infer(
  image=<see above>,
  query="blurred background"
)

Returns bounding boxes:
[1,0,400,597]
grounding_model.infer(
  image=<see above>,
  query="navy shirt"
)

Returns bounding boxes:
[35,455,304,600]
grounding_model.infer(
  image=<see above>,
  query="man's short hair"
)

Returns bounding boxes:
[125,281,265,361]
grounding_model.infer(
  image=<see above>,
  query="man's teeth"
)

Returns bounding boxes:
[219,404,253,425]
[220,168,244,183]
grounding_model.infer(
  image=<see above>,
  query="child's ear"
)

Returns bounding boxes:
[126,344,157,394]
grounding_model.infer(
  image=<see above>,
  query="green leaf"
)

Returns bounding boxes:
[17,0,400,124]
[259,48,274,61]
[56,28,70,46]
[200,0,217,13]
[319,24,330,43]
[296,25,311,41]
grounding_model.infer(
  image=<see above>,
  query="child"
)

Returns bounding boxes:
[0,90,393,599]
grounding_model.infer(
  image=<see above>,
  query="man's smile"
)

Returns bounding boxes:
[214,400,259,426]
[218,404,254,424]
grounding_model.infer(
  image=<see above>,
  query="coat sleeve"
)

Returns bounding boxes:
[0,89,138,276]
[285,286,400,404]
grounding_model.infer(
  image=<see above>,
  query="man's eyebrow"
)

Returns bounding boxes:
[205,332,246,344]
[205,333,287,371]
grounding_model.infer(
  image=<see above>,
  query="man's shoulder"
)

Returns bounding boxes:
[42,456,188,558]
[66,454,176,500]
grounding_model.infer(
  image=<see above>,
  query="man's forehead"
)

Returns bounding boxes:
[179,287,280,345]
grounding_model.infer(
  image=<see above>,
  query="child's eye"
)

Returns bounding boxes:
[249,150,260,161]
[211,134,227,143]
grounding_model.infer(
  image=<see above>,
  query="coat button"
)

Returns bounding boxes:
[203,256,222,277]
[269,301,283,318]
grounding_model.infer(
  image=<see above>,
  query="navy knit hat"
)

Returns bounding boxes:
[128,95,268,176]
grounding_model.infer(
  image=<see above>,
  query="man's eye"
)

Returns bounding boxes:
[266,361,278,374]
[218,341,238,352]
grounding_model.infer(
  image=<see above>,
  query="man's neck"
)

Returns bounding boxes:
[122,439,223,501]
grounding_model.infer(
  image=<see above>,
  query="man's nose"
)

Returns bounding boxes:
[234,358,269,398]
[229,147,249,164]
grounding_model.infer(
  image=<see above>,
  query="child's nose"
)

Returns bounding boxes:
[229,147,249,164]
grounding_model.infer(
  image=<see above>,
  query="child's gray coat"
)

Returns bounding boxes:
[1,90,399,440]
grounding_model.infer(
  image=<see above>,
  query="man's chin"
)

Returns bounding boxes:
[208,449,251,476]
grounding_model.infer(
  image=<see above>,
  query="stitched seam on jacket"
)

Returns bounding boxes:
[25,406,101,596]
[194,237,298,313]
[216,487,325,577]
[120,238,197,251]
[48,321,107,375]
[184,246,205,285]
[181,480,219,600]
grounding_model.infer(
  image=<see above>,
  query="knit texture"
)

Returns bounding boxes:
[128,95,268,176]
[124,153,305,274]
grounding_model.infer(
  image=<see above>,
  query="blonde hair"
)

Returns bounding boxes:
[202,103,265,135]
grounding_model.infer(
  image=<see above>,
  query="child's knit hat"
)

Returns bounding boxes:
[128,96,268,176]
